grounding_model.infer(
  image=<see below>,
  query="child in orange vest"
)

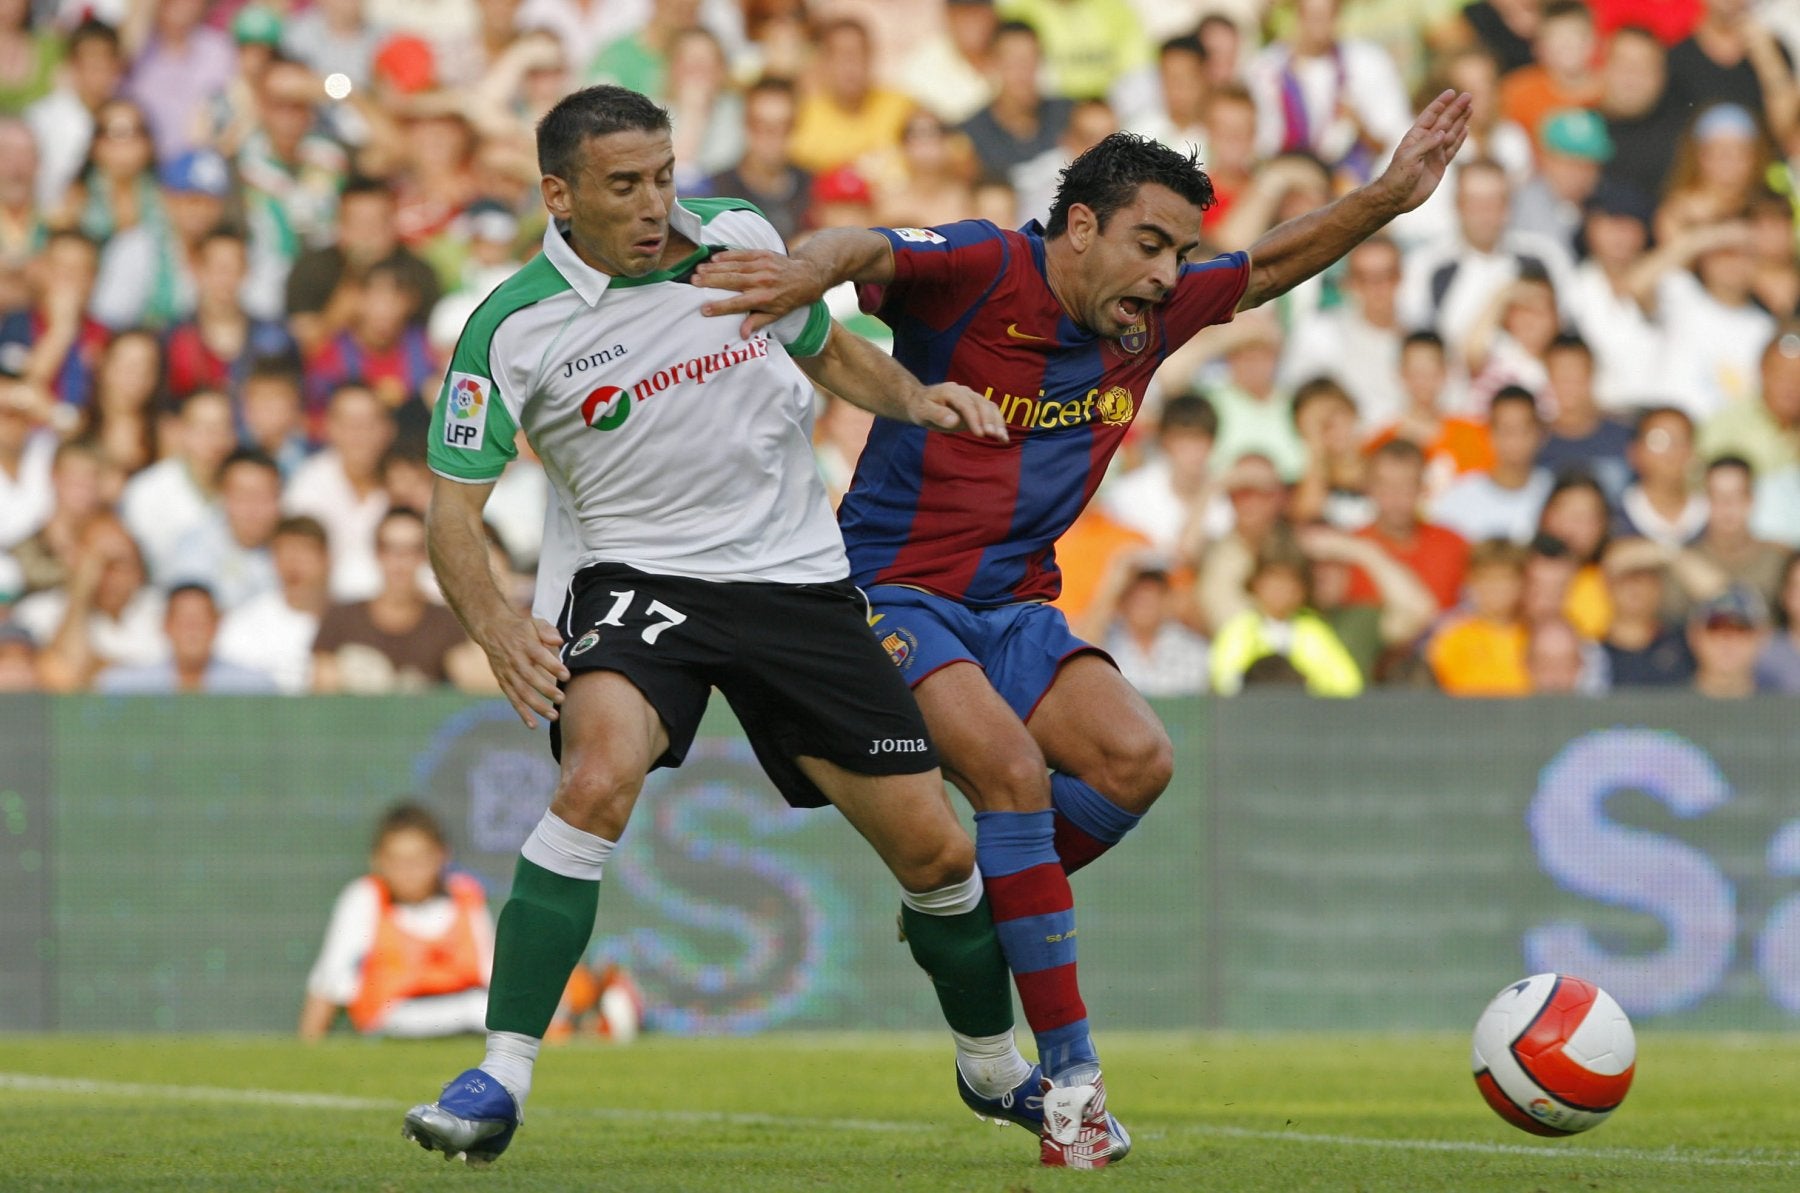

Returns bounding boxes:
[299,803,493,1040]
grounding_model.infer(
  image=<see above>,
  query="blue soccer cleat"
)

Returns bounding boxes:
[401,1068,521,1168]
[956,1063,1132,1162]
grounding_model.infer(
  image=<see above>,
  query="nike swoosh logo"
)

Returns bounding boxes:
[1005,324,1047,341]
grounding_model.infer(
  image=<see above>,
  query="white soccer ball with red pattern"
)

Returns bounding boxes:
[1470,973,1635,1136]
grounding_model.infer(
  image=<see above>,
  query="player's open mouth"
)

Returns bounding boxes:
[1115,297,1147,323]
[635,236,663,255]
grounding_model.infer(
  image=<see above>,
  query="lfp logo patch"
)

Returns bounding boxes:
[444,372,488,450]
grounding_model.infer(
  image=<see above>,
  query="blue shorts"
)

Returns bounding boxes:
[864,585,1109,723]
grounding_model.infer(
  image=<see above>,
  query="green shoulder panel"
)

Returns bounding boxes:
[429,254,569,482]
[679,196,771,226]
[448,253,571,378]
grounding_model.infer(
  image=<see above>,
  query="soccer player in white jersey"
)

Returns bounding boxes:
[399,86,1079,1169]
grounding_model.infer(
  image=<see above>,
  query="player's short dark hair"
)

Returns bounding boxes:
[379,505,427,534]
[1159,34,1206,61]
[244,358,303,392]
[1470,538,1528,571]
[1197,13,1238,39]
[1490,386,1540,421]
[274,515,328,547]
[745,75,796,104]
[813,15,871,47]
[1633,404,1693,440]
[372,801,450,852]
[1542,0,1592,24]
[1706,453,1754,479]
[1546,332,1591,360]
[45,227,99,256]
[220,446,280,480]
[1371,437,1426,470]
[1045,132,1216,238]
[379,440,428,479]
[1456,157,1509,191]
[1402,329,1445,355]
[993,19,1038,47]
[537,85,671,181]
[67,18,120,55]
[199,224,246,252]
[1292,376,1354,424]
[165,582,218,612]
[1159,393,1218,439]
[339,175,393,204]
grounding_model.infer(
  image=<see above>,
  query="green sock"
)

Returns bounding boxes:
[900,894,1015,1038]
[485,857,600,1038]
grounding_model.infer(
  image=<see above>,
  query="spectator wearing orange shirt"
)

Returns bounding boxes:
[1368,331,1492,506]
[1498,1,1602,137]
[1345,438,1472,613]
[1427,538,1531,695]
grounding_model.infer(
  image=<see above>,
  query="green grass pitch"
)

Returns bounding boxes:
[3,1032,1798,1191]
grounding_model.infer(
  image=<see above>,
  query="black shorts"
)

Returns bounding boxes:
[549,563,938,808]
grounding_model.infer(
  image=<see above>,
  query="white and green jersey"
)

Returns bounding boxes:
[427,198,843,624]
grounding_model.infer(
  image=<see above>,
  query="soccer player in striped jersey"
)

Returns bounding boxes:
[400,85,1046,1169]
[697,89,1474,1165]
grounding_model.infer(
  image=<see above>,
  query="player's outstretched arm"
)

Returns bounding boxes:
[1236,89,1473,312]
[427,475,569,728]
[796,322,1008,442]
[696,228,897,337]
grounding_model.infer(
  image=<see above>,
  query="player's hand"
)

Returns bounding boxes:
[908,383,1009,442]
[482,614,570,729]
[1373,89,1473,214]
[695,250,829,337]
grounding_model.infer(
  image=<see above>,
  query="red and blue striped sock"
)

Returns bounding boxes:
[974,809,1098,1081]
[1050,773,1143,875]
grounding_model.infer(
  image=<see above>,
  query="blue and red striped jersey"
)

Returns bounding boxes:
[838,219,1250,607]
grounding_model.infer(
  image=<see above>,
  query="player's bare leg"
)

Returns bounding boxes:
[1026,654,1174,873]
[404,671,666,1166]
[910,664,1124,1166]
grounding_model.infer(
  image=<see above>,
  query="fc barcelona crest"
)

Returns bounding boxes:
[881,627,919,670]
[1119,320,1148,355]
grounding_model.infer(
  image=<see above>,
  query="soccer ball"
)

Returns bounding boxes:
[1470,973,1636,1136]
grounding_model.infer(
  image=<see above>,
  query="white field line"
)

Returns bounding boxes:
[2,1073,1796,1168]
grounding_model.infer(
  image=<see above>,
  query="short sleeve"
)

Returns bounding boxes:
[427,335,520,483]
[769,300,832,357]
[872,220,1009,333]
[1161,251,1251,350]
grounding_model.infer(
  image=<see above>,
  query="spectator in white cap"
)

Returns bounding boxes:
[1511,108,1611,253]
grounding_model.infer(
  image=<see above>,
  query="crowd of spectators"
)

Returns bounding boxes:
[0,0,1797,702]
